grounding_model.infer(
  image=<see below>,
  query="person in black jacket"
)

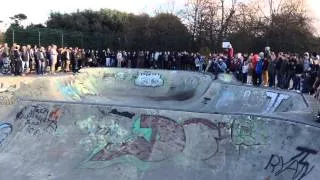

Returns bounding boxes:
[280,55,290,89]
[71,47,80,73]
[275,53,283,88]
[13,45,22,76]
[268,52,277,87]
[288,55,297,90]
[291,57,304,92]
[312,68,320,100]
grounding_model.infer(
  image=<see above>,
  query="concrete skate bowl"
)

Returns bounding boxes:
[0,68,313,121]
[1,68,211,102]
[0,102,319,180]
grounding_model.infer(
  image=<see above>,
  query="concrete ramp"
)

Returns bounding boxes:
[1,68,313,120]
[0,68,319,180]
[0,102,319,180]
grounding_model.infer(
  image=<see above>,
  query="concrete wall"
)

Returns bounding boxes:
[0,102,319,180]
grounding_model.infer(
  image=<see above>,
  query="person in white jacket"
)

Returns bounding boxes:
[117,51,123,67]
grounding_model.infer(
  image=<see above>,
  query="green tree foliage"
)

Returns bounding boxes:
[46,9,191,50]
[10,13,27,26]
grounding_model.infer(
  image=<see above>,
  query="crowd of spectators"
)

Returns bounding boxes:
[0,43,319,101]
[205,46,320,101]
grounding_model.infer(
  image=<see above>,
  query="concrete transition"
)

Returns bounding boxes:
[0,68,319,180]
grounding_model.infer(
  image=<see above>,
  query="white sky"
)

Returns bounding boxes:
[0,0,319,31]
[0,0,184,30]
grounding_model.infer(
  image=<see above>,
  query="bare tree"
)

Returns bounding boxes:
[154,0,177,15]
[179,0,238,49]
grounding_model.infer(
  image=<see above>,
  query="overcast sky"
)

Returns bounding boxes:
[0,0,319,31]
[0,0,184,29]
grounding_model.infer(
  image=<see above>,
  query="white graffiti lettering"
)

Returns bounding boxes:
[265,92,289,113]
[134,72,164,87]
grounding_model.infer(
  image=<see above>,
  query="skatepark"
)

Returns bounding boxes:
[0,68,319,180]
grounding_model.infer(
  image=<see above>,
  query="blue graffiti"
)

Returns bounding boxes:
[57,82,80,100]
[0,123,13,144]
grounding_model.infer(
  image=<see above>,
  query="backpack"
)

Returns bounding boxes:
[256,58,264,74]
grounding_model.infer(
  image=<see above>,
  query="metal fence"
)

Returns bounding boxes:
[5,28,121,50]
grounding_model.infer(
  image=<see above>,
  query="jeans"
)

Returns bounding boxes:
[269,72,275,87]
[292,75,301,90]
[106,58,111,67]
[37,60,46,74]
[281,74,290,89]
[276,73,282,88]
[242,73,248,84]
[22,61,29,73]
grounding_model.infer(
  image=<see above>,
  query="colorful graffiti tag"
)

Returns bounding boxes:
[0,123,12,144]
[80,112,229,170]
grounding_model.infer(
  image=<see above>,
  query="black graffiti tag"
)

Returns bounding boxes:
[16,105,62,135]
[265,146,318,180]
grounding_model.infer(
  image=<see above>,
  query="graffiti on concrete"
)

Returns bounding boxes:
[265,92,289,113]
[114,72,134,81]
[201,97,211,104]
[0,83,17,93]
[231,116,268,147]
[16,104,63,135]
[76,115,131,151]
[0,123,12,144]
[134,72,164,87]
[265,146,318,180]
[81,113,226,170]
[110,109,135,119]
[0,94,15,105]
[90,115,186,162]
[57,79,97,100]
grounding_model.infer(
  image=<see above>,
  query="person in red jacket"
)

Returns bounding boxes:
[252,54,260,85]
[226,44,234,71]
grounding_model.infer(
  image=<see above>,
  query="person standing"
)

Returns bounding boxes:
[106,48,111,67]
[71,47,81,74]
[303,52,311,72]
[268,52,277,88]
[137,51,144,68]
[276,53,284,88]
[117,51,123,68]
[50,45,58,74]
[1,43,10,73]
[292,56,304,92]
[62,47,71,72]
[280,55,290,89]
[251,54,259,86]
[255,52,265,86]
[242,57,249,84]
[13,45,22,76]
[262,54,269,87]
[27,45,35,72]
[21,46,30,75]
[36,47,47,75]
